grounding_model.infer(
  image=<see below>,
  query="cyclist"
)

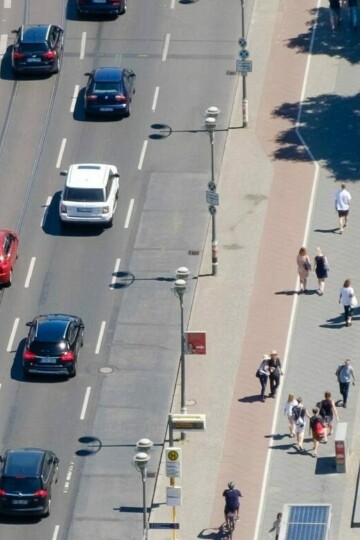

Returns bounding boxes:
[223,482,242,528]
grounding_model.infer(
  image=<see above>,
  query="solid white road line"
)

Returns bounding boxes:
[52,525,60,540]
[110,258,121,288]
[24,257,36,288]
[70,84,79,113]
[95,321,106,354]
[138,140,148,170]
[7,318,19,352]
[80,387,91,420]
[56,138,67,169]
[124,199,134,229]
[63,460,75,493]
[80,32,86,60]
[152,86,160,112]
[0,34,7,58]
[162,33,170,62]
[41,196,52,228]
[253,2,321,539]
[4,0,10,8]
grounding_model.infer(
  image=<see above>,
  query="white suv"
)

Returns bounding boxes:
[59,163,119,226]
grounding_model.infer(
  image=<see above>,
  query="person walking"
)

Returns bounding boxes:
[269,512,282,540]
[329,0,342,29]
[284,393,298,437]
[292,397,306,451]
[336,359,356,408]
[222,482,242,527]
[319,391,339,436]
[339,278,357,327]
[314,247,329,296]
[347,0,358,29]
[334,182,351,232]
[256,355,270,402]
[297,247,311,293]
[309,408,326,457]
[268,350,283,398]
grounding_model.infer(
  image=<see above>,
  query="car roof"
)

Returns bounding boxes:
[3,449,47,477]
[65,164,115,189]
[33,314,78,341]
[93,67,123,82]
[21,25,50,43]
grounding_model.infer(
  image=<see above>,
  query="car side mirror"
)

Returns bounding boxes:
[79,324,85,330]
[25,321,32,327]
[60,170,68,176]
[112,173,120,179]
[11,29,18,34]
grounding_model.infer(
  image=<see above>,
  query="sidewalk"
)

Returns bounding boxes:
[149,0,360,538]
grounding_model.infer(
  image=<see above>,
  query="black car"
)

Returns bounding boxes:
[0,448,59,517]
[11,24,64,75]
[77,0,127,16]
[23,314,84,378]
[84,67,136,117]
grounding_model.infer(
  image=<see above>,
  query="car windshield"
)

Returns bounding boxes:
[1,477,41,493]
[64,187,105,202]
[93,82,122,94]
[20,43,48,52]
[31,341,68,356]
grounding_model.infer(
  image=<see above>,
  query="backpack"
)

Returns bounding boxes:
[314,419,325,436]
[335,365,344,382]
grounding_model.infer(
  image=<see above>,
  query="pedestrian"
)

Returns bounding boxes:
[256,355,270,403]
[314,247,329,296]
[329,0,342,28]
[339,278,357,327]
[347,0,358,29]
[269,512,282,540]
[292,397,306,451]
[222,482,242,527]
[284,393,298,437]
[268,350,283,398]
[334,182,351,232]
[309,407,326,457]
[297,247,311,293]
[336,359,355,408]
[319,391,339,436]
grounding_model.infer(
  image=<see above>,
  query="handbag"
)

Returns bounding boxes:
[255,369,261,378]
[350,295,358,308]
[303,261,311,271]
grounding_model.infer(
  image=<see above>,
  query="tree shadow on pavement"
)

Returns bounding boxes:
[286,7,360,65]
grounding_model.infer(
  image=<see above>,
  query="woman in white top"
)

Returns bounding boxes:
[284,393,298,437]
[339,278,357,327]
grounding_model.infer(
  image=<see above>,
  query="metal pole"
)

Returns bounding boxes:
[241,0,248,127]
[179,292,186,415]
[142,469,148,539]
[209,130,218,276]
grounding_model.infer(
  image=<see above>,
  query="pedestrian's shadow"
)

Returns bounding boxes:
[238,395,262,403]
[275,290,299,296]
[314,227,339,234]
[320,313,345,329]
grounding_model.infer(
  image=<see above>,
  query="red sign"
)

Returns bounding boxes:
[184,332,206,355]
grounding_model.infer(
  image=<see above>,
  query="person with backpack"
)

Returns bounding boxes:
[336,359,355,408]
[292,397,306,451]
[222,482,242,528]
[309,408,326,457]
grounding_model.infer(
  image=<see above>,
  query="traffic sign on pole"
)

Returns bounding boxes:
[206,191,219,205]
[236,59,253,73]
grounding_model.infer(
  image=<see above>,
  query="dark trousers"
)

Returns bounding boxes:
[344,305,353,321]
[269,375,280,396]
[339,381,350,404]
[259,375,268,399]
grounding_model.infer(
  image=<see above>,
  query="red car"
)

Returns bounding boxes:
[0,229,19,286]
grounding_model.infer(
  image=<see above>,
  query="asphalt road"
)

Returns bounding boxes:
[0,0,251,538]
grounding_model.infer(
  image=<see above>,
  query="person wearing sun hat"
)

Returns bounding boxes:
[257,354,270,402]
[268,350,283,398]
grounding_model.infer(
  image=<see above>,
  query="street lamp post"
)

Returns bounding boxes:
[205,106,220,276]
[240,0,248,127]
[174,267,189,418]
[134,439,153,540]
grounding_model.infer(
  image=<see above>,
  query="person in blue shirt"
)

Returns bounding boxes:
[222,482,242,528]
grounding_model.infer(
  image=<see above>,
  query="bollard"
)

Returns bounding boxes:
[334,422,347,473]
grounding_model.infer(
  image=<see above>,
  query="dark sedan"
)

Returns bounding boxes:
[77,0,127,16]
[23,314,84,378]
[11,24,63,75]
[84,67,136,117]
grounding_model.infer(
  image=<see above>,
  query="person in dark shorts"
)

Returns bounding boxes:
[314,247,329,295]
[329,0,341,30]
[334,182,351,232]
[223,482,242,527]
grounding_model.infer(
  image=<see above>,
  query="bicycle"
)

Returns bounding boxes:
[225,511,237,538]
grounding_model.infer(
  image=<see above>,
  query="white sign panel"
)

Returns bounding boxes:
[166,486,182,507]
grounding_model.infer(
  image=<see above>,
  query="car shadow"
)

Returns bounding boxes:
[0,514,41,524]
[42,192,104,237]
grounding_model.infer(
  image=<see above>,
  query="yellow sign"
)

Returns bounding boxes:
[168,450,179,461]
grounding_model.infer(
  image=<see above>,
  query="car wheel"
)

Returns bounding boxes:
[69,362,77,378]
[125,101,131,118]
[120,0,127,13]
[81,333,84,347]
[54,57,60,74]
[45,497,51,517]
[105,218,113,229]
[6,269,12,287]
